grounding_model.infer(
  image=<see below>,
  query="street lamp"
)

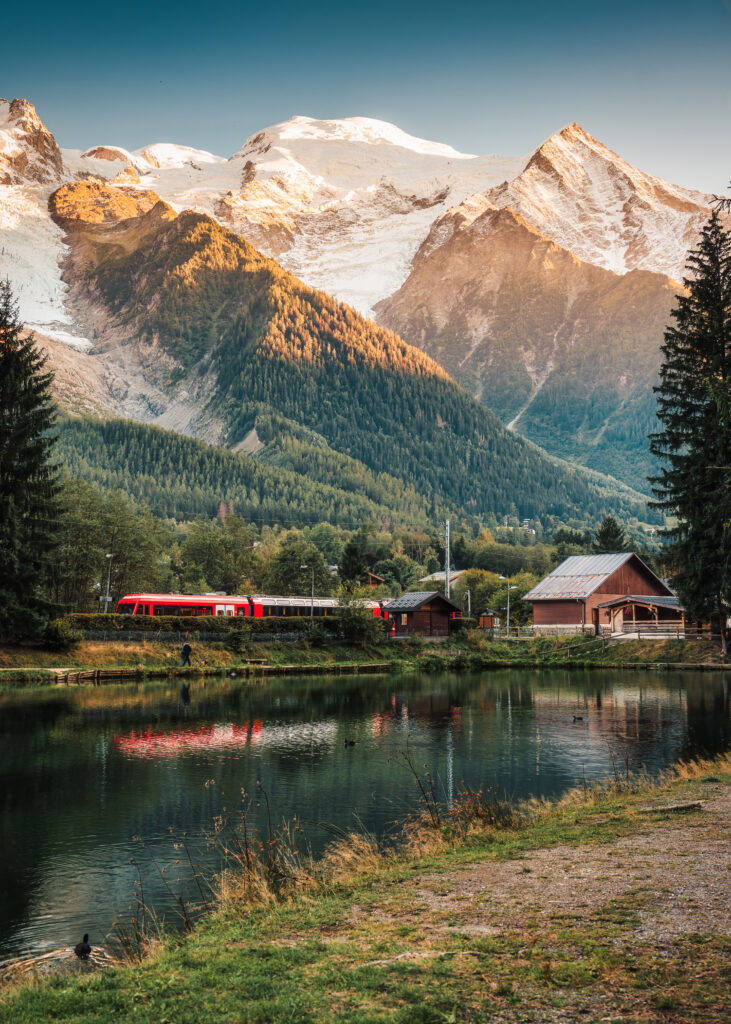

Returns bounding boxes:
[499,575,518,636]
[300,564,314,620]
[103,553,114,613]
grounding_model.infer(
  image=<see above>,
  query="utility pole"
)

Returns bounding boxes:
[301,564,314,619]
[103,553,114,613]
[444,518,451,599]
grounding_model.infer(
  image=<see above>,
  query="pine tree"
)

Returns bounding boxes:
[649,213,731,653]
[340,538,366,582]
[593,515,627,554]
[0,280,60,640]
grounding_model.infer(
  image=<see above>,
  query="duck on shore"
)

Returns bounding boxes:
[74,934,91,959]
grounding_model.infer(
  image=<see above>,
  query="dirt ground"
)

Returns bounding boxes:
[337,777,731,1022]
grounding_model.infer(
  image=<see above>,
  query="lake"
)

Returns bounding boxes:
[0,668,728,962]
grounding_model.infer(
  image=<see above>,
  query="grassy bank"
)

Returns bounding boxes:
[1,633,728,687]
[2,754,729,1023]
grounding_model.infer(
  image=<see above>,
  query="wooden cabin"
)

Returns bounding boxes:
[524,553,675,634]
[364,571,386,590]
[478,609,499,630]
[386,591,462,638]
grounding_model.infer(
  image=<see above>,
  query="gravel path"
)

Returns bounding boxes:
[412,780,730,949]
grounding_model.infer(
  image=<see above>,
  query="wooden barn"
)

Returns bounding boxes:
[386,591,462,638]
[524,554,675,634]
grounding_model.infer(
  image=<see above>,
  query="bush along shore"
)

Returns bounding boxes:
[1,753,729,1023]
[0,623,728,687]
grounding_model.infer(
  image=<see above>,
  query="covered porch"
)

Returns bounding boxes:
[596,595,684,636]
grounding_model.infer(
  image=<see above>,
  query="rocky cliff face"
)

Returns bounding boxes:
[374,198,679,490]
[0,98,64,184]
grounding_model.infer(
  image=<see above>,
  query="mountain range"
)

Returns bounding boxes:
[1,96,719,520]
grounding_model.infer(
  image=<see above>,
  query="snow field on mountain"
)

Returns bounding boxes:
[0,185,91,349]
[1,104,717,348]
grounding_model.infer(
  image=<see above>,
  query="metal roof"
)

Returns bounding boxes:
[523,553,672,602]
[418,570,466,584]
[596,594,681,610]
[386,591,462,612]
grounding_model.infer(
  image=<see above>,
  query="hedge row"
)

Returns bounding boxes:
[449,616,478,633]
[63,613,323,635]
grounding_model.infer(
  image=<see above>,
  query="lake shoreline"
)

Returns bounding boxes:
[1,633,728,687]
[2,753,729,1022]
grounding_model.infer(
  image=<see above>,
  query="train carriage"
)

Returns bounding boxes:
[115,593,388,618]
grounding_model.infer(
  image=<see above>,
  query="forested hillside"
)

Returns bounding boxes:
[51,183,654,525]
[56,415,434,526]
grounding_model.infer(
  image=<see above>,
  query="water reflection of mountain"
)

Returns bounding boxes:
[1,670,728,961]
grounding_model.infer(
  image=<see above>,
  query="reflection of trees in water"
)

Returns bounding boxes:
[680,677,730,758]
[2,670,729,960]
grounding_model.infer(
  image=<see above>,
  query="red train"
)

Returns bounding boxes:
[115,593,389,619]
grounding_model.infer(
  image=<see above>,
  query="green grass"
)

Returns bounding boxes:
[1,633,727,688]
[2,756,729,1023]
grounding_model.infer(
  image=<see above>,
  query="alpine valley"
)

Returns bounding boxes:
[0,97,719,525]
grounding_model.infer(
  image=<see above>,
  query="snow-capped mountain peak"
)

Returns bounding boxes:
[133,143,225,169]
[487,122,711,279]
[235,114,475,160]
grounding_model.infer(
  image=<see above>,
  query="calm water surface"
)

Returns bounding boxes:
[1,668,728,961]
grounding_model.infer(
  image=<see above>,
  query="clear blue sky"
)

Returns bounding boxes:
[3,0,730,192]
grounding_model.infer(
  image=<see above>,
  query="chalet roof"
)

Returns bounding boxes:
[596,594,681,610]
[523,553,673,602]
[418,570,466,584]
[386,591,462,613]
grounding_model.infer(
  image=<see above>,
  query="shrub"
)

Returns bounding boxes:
[450,616,477,634]
[306,622,328,647]
[43,618,83,651]
[225,627,252,654]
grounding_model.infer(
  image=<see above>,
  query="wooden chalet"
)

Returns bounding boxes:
[364,570,386,590]
[524,553,675,634]
[386,591,462,638]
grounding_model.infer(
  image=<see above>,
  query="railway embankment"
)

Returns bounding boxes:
[2,754,729,1022]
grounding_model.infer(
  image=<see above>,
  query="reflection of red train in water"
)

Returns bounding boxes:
[115,593,391,620]
[115,719,338,756]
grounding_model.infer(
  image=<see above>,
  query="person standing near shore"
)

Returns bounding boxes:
[180,641,192,667]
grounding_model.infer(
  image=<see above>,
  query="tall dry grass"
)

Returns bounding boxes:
[116,750,731,959]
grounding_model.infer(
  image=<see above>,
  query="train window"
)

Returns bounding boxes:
[118,604,134,614]
[236,606,247,616]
